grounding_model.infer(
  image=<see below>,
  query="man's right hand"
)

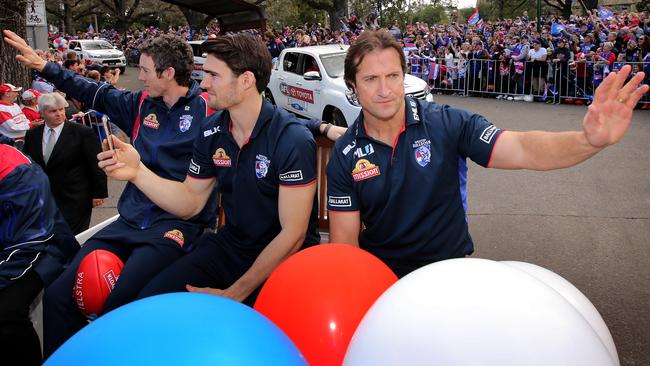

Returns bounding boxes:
[2,30,47,72]
[97,135,141,182]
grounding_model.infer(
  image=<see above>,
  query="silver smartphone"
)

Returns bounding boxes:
[102,115,114,151]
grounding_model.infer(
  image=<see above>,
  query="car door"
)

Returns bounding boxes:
[295,54,325,119]
[276,51,312,118]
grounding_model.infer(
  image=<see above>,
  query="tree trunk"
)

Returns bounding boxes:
[0,0,31,88]
[64,0,75,34]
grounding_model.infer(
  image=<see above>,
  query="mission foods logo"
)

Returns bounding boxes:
[143,113,159,129]
[163,229,185,247]
[279,83,314,104]
[352,159,380,182]
[212,148,232,167]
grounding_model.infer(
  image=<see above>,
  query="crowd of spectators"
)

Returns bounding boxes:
[24,8,650,109]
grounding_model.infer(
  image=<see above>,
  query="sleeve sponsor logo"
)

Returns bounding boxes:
[212,148,232,167]
[189,159,201,175]
[163,229,185,247]
[143,113,159,129]
[352,159,381,182]
[328,195,352,207]
[279,82,314,104]
[279,170,304,182]
[480,125,499,144]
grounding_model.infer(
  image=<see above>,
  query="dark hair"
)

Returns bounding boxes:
[202,33,271,94]
[63,59,79,69]
[344,29,406,91]
[139,34,193,87]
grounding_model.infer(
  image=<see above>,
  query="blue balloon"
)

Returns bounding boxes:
[45,293,307,366]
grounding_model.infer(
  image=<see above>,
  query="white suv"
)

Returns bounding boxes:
[266,45,433,127]
[189,40,206,81]
[69,39,126,73]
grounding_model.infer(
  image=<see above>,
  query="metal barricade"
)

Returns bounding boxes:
[406,57,649,108]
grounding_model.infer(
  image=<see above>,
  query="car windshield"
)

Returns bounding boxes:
[83,41,114,50]
[319,53,346,78]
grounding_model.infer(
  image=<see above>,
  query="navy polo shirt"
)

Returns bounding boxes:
[327,97,503,267]
[188,100,320,252]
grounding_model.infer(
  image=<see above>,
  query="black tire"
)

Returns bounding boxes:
[332,108,347,127]
[264,89,275,105]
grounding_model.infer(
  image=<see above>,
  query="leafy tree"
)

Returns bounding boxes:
[410,4,449,24]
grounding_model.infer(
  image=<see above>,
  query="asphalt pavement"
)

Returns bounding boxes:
[90,67,649,365]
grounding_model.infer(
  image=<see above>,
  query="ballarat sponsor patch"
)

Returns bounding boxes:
[163,229,185,247]
[352,159,380,182]
[328,195,352,207]
[279,170,303,182]
[189,159,200,175]
[212,148,232,167]
[480,125,499,144]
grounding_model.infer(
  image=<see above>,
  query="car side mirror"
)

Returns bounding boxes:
[304,71,321,80]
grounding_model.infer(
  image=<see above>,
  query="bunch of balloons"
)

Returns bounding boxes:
[46,245,619,366]
[52,36,68,52]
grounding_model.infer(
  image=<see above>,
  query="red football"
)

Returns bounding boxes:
[73,249,124,318]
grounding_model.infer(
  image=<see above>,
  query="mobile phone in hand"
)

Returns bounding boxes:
[102,115,114,151]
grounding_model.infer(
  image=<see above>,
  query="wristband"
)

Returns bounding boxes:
[322,123,332,136]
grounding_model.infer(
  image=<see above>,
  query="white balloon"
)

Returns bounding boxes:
[501,261,619,366]
[344,258,616,366]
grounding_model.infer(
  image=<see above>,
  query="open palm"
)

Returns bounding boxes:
[582,65,649,148]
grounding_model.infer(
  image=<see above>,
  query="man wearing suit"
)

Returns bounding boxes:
[23,93,107,234]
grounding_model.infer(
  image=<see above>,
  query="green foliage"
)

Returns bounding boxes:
[410,4,449,24]
[637,0,650,12]
[265,0,328,29]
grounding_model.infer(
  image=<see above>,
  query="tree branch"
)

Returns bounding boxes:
[543,0,565,11]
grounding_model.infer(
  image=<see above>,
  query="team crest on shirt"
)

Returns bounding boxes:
[179,114,193,133]
[163,229,185,247]
[255,154,270,178]
[212,148,232,167]
[352,159,381,182]
[143,113,159,129]
[412,139,431,167]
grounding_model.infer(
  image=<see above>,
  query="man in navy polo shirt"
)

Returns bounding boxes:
[327,30,648,278]
[99,33,319,304]
[4,30,219,355]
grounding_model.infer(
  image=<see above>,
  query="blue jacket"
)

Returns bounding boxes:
[0,145,79,289]
[41,63,218,230]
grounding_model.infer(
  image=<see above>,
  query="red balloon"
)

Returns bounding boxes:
[255,243,397,366]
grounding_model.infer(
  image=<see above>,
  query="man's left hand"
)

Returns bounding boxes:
[92,198,104,207]
[186,284,246,302]
[582,65,649,149]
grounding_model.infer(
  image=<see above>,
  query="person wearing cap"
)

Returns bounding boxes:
[0,84,31,148]
[552,38,571,101]
[20,89,43,125]
[527,38,547,95]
